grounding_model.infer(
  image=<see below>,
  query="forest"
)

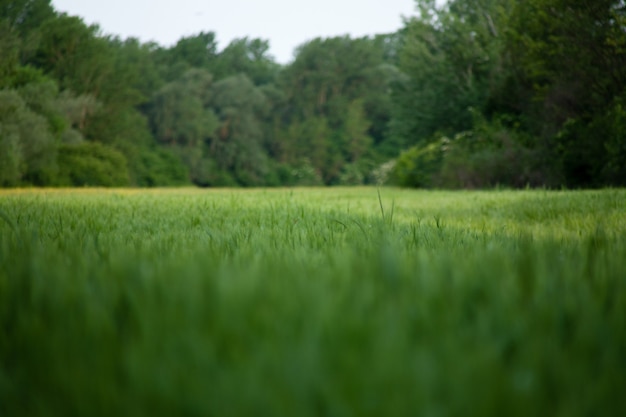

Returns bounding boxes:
[1,0,625,188]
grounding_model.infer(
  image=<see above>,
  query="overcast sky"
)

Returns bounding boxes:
[51,0,417,64]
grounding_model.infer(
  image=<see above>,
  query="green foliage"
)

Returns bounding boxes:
[341,99,373,162]
[392,0,513,147]
[275,36,399,183]
[437,114,554,188]
[31,15,113,95]
[504,0,626,186]
[108,37,165,103]
[0,89,57,186]
[389,0,626,188]
[56,142,130,186]
[370,160,397,185]
[2,0,625,189]
[554,97,626,187]
[602,99,626,185]
[149,69,217,147]
[1,188,625,416]
[115,141,189,187]
[439,134,546,189]
[390,137,446,187]
[209,74,270,186]
[291,162,324,186]
[168,145,219,187]
[212,37,280,85]
[338,163,366,185]
[134,148,189,187]
[158,31,218,80]
[14,69,70,135]
[0,129,20,186]
[0,0,55,36]
[0,20,20,87]
[390,114,558,189]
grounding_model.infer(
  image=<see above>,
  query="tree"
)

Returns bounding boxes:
[153,32,218,82]
[0,20,20,87]
[209,74,270,185]
[30,14,114,97]
[212,37,280,85]
[0,0,55,36]
[0,89,56,185]
[508,0,626,186]
[392,0,513,147]
[12,66,70,136]
[102,37,163,109]
[149,69,217,148]
[275,35,397,183]
[341,99,373,162]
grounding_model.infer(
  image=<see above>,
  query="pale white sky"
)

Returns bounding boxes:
[51,0,417,64]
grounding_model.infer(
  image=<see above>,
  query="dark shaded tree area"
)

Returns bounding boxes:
[1,0,624,188]
[392,0,626,188]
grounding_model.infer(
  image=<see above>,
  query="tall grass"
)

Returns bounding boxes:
[1,187,625,416]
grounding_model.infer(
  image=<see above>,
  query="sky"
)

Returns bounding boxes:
[51,0,417,64]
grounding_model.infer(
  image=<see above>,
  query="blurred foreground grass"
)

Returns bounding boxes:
[1,187,625,416]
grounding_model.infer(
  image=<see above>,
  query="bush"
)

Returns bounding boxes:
[57,142,130,187]
[338,163,365,185]
[369,160,396,185]
[134,148,190,187]
[390,116,557,189]
[273,160,323,187]
[438,131,550,189]
[208,170,239,187]
[389,138,446,187]
[111,141,189,187]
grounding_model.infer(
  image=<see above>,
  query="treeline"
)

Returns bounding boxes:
[391,0,626,188]
[1,0,624,188]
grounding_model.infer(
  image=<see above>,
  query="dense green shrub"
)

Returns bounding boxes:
[389,138,446,187]
[272,160,324,187]
[438,131,551,189]
[133,148,190,187]
[57,142,130,186]
[338,163,365,185]
[273,163,299,186]
[391,115,559,189]
[113,142,189,187]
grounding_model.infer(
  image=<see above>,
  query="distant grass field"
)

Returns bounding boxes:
[1,187,625,417]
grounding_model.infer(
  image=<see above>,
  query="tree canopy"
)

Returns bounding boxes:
[1,0,624,188]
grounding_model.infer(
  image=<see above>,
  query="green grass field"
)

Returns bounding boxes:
[1,187,625,416]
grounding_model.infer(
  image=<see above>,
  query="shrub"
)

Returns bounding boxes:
[338,163,365,185]
[57,142,130,186]
[273,160,323,186]
[369,160,396,186]
[438,131,550,189]
[134,148,189,187]
[389,138,447,187]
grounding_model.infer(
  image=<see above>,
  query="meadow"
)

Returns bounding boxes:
[0,187,625,417]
